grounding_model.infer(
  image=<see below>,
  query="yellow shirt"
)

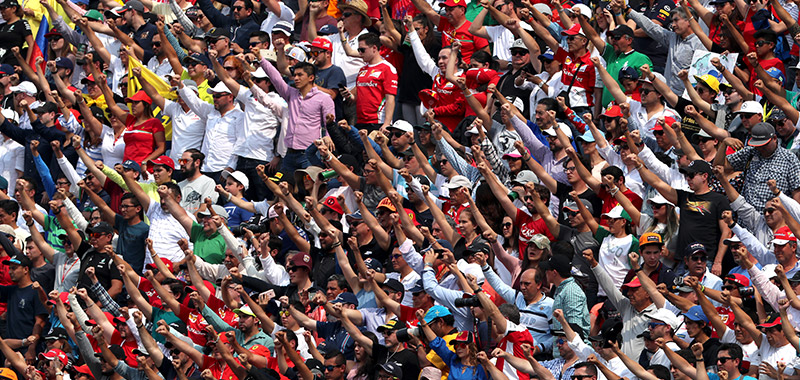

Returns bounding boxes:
[426,331,458,380]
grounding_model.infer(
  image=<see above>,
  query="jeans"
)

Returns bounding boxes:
[281,149,310,177]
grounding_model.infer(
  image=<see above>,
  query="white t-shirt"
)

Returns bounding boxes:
[0,137,23,189]
[385,271,420,308]
[721,328,760,366]
[179,175,219,215]
[756,334,797,380]
[597,233,635,297]
[145,199,192,263]
[101,125,126,168]
[163,99,205,165]
[650,341,680,368]
[485,25,514,63]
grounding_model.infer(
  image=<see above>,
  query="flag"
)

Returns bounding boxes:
[28,15,48,74]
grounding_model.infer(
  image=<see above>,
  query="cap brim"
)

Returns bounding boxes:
[748,138,772,147]
[771,239,795,245]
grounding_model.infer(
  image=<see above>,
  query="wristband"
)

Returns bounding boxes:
[699,285,705,292]
[227,193,233,202]
[324,155,333,162]
[331,241,342,248]
[695,357,704,361]
[26,222,33,227]
[728,222,736,230]
[635,164,644,170]
[136,324,144,329]
[474,288,483,293]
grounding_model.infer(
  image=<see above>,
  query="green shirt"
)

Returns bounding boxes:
[600,43,653,107]
[189,222,226,264]
[44,215,68,253]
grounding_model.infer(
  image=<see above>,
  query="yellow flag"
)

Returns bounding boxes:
[126,56,178,140]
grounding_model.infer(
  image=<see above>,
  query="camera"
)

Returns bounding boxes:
[739,286,755,297]
[454,295,482,308]
[395,327,420,342]
[670,276,693,293]
[230,215,269,236]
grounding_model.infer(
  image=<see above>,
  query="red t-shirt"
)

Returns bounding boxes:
[494,323,534,380]
[137,278,163,309]
[177,304,211,346]
[355,60,398,124]
[201,355,240,380]
[430,74,466,132]
[207,294,239,327]
[597,187,643,225]
[554,47,597,107]
[122,115,164,164]
[514,209,555,255]
[380,46,404,76]
[745,56,785,96]
[438,18,489,65]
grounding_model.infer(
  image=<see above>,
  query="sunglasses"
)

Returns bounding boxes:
[764,207,777,214]
[56,181,70,185]
[325,365,342,372]
[279,310,289,316]
[722,87,736,95]
[649,322,666,329]
[640,88,655,96]
[722,285,738,291]
[650,203,666,209]
[232,5,244,10]
[391,131,405,138]
[566,35,582,41]
[610,35,623,40]
[349,221,362,228]
[564,210,578,217]
[502,222,512,228]
[689,255,707,262]
[755,40,770,47]
[653,130,664,136]
[287,266,300,272]
[556,338,566,345]
[357,47,367,53]
[212,93,228,99]
[684,172,698,179]
[152,41,161,47]
[224,66,237,71]
[717,357,733,364]
[511,50,528,56]
[571,376,594,380]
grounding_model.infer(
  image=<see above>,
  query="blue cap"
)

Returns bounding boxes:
[318,24,338,35]
[183,53,212,67]
[122,160,141,172]
[55,57,74,71]
[538,48,554,61]
[363,257,383,273]
[346,210,363,221]
[0,64,13,75]
[766,67,786,87]
[577,130,595,143]
[424,305,452,323]
[619,66,639,81]
[331,292,359,306]
[0,175,7,191]
[684,305,709,323]
[409,278,424,293]
[435,239,453,252]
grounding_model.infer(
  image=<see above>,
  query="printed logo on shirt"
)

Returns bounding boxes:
[685,200,712,215]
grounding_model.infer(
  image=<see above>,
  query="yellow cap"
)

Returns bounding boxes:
[693,74,720,93]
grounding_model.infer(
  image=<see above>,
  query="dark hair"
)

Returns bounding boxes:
[184,148,205,164]
[268,235,283,251]
[533,184,551,205]
[676,349,697,364]
[163,278,185,298]
[162,182,182,199]
[648,365,671,380]
[0,199,19,218]
[283,329,298,345]
[601,166,625,182]
[324,351,346,365]
[470,50,497,71]
[292,62,317,79]
[498,303,521,324]
[355,331,379,378]
[327,274,349,292]
[753,29,778,44]
[412,14,435,46]
[717,343,743,361]
[121,193,143,219]
[19,176,37,192]
[537,97,559,112]
[358,33,381,48]
[236,0,254,10]
[574,362,598,376]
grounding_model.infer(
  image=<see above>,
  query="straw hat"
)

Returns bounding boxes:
[338,0,371,26]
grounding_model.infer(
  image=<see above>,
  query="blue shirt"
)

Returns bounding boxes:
[223,199,254,227]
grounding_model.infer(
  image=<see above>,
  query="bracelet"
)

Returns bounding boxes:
[523,155,531,161]
[136,324,144,329]
[728,222,736,230]
[635,164,644,170]
[635,267,644,272]
[26,222,33,227]
[331,241,342,248]
[699,285,706,292]
[227,193,233,203]
[609,187,619,196]
[21,338,27,346]
[324,155,333,162]
[474,288,483,293]
[695,357,704,361]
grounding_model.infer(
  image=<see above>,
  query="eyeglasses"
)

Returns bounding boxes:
[571,376,595,380]
[755,40,770,47]
[689,255,707,262]
[119,204,136,209]
[357,47,367,53]
[764,207,776,214]
[564,210,578,217]
[717,357,733,364]
[309,50,323,57]
[564,166,577,173]
[89,233,107,239]
[232,5,244,10]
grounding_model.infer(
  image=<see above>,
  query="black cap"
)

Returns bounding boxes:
[685,242,708,257]
[0,0,20,7]
[789,271,800,283]
[414,122,432,131]
[45,327,69,341]
[382,278,405,293]
[87,221,114,235]
[618,66,639,81]
[3,254,32,268]
[466,239,491,256]
[748,122,776,147]
[183,53,212,67]
[679,160,713,175]
[96,345,126,360]
[588,317,623,343]
[609,25,634,38]
[33,102,58,114]
[540,254,572,277]
[205,27,230,40]
[408,278,424,293]
[379,362,403,380]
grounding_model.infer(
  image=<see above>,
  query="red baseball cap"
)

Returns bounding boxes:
[620,277,642,291]
[772,225,797,245]
[404,208,420,226]
[290,252,313,271]
[322,196,344,215]
[249,344,271,356]
[602,105,623,118]
[560,23,585,36]
[147,155,175,170]
[440,0,466,7]
[126,90,152,105]
[39,349,69,366]
[724,273,750,288]
[146,257,175,273]
[73,365,93,378]
[311,37,333,52]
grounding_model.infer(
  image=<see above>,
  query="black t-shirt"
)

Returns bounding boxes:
[0,284,47,339]
[76,241,123,290]
[397,39,439,104]
[630,0,673,70]
[356,237,390,269]
[31,263,55,294]
[0,19,31,65]
[675,97,717,136]
[675,190,731,261]
[372,346,419,380]
[497,68,532,118]
[309,246,337,287]
[315,65,347,119]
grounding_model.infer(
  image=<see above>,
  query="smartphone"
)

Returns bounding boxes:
[260,289,276,300]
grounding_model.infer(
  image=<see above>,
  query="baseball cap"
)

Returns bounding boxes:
[748,122,776,147]
[618,66,639,81]
[532,2,552,15]
[311,37,332,52]
[639,232,663,246]
[44,327,69,341]
[645,308,681,330]
[693,74,720,93]
[122,0,144,12]
[122,159,141,172]
[88,221,114,234]
[147,155,175,170]
[510,38,528,52]
[648,193,675,207]
[363,257,383,273]
[0,368,17,380]
[377,197,397,212]
[408,278,424,293]
[3,254,31,268]
[233,305,256,317]
[290,252,313,271]
[542,123,573,139]
[126,90,152,105]
[758,313,781,328]
[724,235,742,245]
[566,3,592,18]
[10,81,36,96]
[84,9,104,21]
[440,0,467,7]
[766,67,786,87]
[560,23,585,37]
[379,362,403,379]
[389,120,413,133]
[377,319,402,332]
[609,24,634,38]
[538,48,555,60]
[423,305,452,323]
[38,349,69,366]
[331,292,358,306]
[602,105,623,118]
[679,160,713,175]
[32,102,58,114]
[272,21,293,36]
[183,53,212,67]
[724,273,750,288]
[205,27,230,40]
[145,257,174,273]
[771,225,796,245]
[511,170,539,186]
[683,305,709,323]
[197,205,230,221]
[54,57,73,71]
[444,175,472,190]
[735,101,763,115]
[562,198,594,215]
[685,242,708,257]
[286,47,307,62]
[221,170,250,190]
[207,81,232,95]
[577,130,595,143]
[382,278,405,293]
[601,205,632,222]
[620,277,642,291]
